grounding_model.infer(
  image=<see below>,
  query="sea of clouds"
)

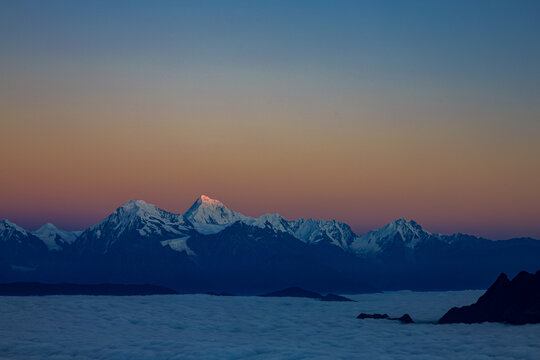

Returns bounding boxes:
[1,290,539,359]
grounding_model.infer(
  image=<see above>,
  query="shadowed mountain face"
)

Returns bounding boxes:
[1,196,540,293]
[439,270,540,324]
[0,219,49,273]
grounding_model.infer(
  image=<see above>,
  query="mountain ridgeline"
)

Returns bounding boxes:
[1,195,539,293]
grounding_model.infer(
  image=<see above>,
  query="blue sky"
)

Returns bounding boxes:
[1,0,539,238]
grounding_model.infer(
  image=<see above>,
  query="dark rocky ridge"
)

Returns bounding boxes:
[357,313,414,323]
[439,270,540,325]
[0,282,178,296]
[260,286,355,302]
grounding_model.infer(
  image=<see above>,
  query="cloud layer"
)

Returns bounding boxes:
[1,290,539,359]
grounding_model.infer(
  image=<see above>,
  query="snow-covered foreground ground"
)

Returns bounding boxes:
[1,290,539,359]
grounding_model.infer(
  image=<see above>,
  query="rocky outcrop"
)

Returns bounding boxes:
[439,270,540,325]
[357,312,414,323]
[396,314,414,324]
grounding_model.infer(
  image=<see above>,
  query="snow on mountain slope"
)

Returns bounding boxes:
[245,213,356,249]
[4,197,539,276]
[0,219,29,239]
[6,196,472,258]
[107,199,190,237]
[247,213,290,232]
[77,200,193,253]
[2,196,358,254]
[350,218,438,254]
[289,218,356,248]
[185,195,247,234]
[32,223,81,251]
[160,237,195,256]
[77,195,357,252]
[0,219,49,268]
[183,196,358,249]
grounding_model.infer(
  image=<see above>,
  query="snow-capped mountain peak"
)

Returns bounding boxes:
[0,218,28,237]
[117,199,162,217]
[248,213,289,232]
[105,199,186,230]
[244,214,356,249]
[184,195,247,234]
[198,195,223,206]
[77,200,192,254]
[386,218,429,238]
[39,222,57,230]
[288,218,356,248]
[351,218,436,254]
[32,223,81,251]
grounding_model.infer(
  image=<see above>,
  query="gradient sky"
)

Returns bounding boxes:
[1,0,539,239]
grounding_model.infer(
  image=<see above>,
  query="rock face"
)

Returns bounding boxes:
[261,286,355,302]
[439,270,540,325]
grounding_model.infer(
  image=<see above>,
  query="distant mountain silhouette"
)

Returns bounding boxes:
[205,292,236,296]
[261,286,355,302]
[439,270,540,324]
[0,282,177,296]
[2,196,540,293]
[261,286,323,299]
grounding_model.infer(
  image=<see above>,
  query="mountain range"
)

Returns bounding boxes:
[1,195,539,293]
